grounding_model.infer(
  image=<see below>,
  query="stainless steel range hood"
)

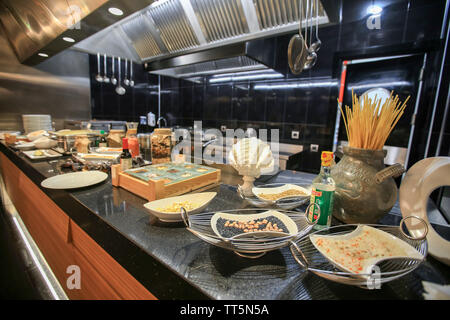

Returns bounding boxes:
[73,0,331,76]
[0,0,155,65]
[1,0,334,74]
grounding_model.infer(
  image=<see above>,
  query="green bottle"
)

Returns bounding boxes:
[308,151,335,230]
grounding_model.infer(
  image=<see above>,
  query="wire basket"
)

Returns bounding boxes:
[289,216,428,288]
[237,182,311,210]
[182,204,319,259]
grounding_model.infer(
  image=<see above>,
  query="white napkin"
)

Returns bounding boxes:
[422,281,450,300]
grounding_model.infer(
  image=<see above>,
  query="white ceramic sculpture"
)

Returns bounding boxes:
[399,157,450,266]
[228,137,274,197]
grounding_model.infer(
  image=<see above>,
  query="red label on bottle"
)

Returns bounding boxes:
[312,190,322,197]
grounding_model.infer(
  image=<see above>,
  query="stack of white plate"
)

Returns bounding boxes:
[22,114,53,133]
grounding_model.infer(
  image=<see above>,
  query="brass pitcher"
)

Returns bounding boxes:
[331,146,405,224]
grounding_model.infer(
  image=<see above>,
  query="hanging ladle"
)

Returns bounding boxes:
[95,53,103,82]
[129,61,135,87]
[124,58,130,86]
[288,0,307,74]
[110,56,117,85]
[103,54,110,83]
[115,57,126,95]
[304,0,319,70]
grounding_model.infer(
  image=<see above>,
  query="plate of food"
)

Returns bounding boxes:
[23,149,62,160]
[144,192,217,222]
[309,224,425,275]
[211,209,298,239]
[252,184,311,202]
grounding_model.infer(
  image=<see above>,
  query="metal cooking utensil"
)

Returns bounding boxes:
[288,0,307,74]
[95,53,103,82]
[129,61,135,87]
[310,0,321,52]
[115,57,126,95]
[124,58,130,86]
[304,0,320,70]
[103,54,110,83]
[110,56,117,85]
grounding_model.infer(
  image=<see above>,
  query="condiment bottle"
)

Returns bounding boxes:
[127,126,140,158]
[99,130,108,147]
[308,151,335,230]
[120,138,133,170]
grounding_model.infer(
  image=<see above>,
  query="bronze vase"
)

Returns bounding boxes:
[330,146,404,224]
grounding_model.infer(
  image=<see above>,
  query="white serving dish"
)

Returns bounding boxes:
[92,147,123,154]
[210,209,298,239]
[252,183,311,201]
[26,130,47,141]
[14,142,36,150]
[144,192,217,222]
[41,171,108,189]
[309,225,424,276]
[76,153,120,161]
[22,149,62,160]
[33,137,57,149]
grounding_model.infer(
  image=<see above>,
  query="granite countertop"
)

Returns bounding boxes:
[1,143,449,300]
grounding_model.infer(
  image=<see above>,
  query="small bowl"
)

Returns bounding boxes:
[144,192,217,222]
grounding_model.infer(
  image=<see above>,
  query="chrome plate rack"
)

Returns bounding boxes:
[289,216,428,288]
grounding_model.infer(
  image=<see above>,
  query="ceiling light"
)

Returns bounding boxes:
[62,37,75,43]
[38,53,49,58]
[367,5,382,15]
[108,7,124,16]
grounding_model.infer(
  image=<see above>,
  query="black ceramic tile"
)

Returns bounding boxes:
[247,87,266,122]
[232,83,250,121]
[216,85,233,121]
[284,87,308,124]
[203,85,219,120]
[265,89,285,123]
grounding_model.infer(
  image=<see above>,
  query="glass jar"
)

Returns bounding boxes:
[107,129,125,148]
[151,128,173,164]
[74,135,90,153]
[126,122,139,158]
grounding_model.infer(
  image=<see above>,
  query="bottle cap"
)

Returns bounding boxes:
[321,151,334,167]
[122,138,128,149]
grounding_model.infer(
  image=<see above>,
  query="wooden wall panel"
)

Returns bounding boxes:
[0,153,156,300]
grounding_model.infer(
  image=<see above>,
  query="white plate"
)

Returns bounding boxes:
[14,142,35,150]
[252,184,311,202]
[76,153,120,161]
[309,225,424,276]
[144,192,217,222]
[23,149,61,159]
[211,210,298,239]
[41,171,108,190]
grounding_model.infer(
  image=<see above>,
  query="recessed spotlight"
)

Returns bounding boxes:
[38,53,49,57]
[62,37,75,43]
[108,7,124,16]
[367,5,382,15]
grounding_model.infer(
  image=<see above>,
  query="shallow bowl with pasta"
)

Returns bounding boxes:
[144,192,217,222]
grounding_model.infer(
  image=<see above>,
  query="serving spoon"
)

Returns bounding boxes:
[95,53,103,82]
[115,57,126,95]
[110,56,117,85]
[103,54,110,83]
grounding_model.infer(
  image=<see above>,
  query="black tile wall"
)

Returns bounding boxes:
[89,0,447,172]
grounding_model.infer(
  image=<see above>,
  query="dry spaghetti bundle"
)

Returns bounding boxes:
[339,91,410,150]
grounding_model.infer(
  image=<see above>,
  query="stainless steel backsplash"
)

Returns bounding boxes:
[0,27,91,132]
